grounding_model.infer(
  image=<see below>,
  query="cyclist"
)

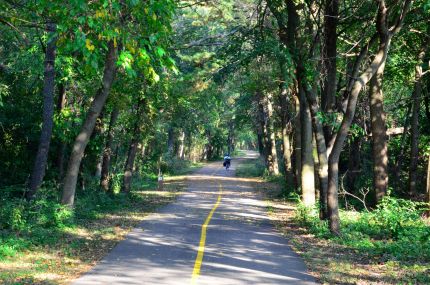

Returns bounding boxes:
[223,154,231,170]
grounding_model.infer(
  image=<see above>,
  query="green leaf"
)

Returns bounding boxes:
[156,46,166,58]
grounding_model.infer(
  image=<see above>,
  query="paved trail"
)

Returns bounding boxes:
[72,151,316,285]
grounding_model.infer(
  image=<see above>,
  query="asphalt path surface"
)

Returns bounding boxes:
[72,151,317,285]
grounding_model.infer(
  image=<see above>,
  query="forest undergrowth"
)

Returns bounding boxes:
[0,161,198,285]
[236,158,430,284]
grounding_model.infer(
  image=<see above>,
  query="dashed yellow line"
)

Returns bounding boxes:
[191,179,223,284]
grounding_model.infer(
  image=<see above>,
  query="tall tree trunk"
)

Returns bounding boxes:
[257,92,269,165]
[300,86,315,206]
[369,61,388,204]
[346,137,361,193]
[56,83,67,181]
[304,88,329,219]
[122,136,140,193]
[409,50,426,197]
[266,93,280,175]
[321,0,338,144]
[393,103,411,192]
[167,126,174,155]
[293,92,302,189]
[227,121,234,155]
[426,153,430,215]
[95,155,103,177]
[178,130,185,159]
[26,23,57,200]
[257,131,264,155]
[100,108,119,191]
[279,58,294,186]
[281,121,293,185]
[122,98,146,193]
[425,78,430,122]
[61,41,117,206]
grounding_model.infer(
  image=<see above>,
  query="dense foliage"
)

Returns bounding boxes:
[0,0,429,283]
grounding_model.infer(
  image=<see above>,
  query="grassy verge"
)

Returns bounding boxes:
[236,158,430,284]
[0,169,196,284]
[235,156,266,178]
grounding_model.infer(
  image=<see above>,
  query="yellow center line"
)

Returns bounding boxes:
[191,168,223,284]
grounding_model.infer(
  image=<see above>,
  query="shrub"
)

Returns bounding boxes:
[0,200,26,231]
[294,196,430,262]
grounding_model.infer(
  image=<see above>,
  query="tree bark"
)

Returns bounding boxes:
[26,23,57,200]
[304,88,329,219]
[122,136,140,193]
[281,120,293,185]
[425,78,430,122]
[393,103,411,192]
[369,61,388,204]
[300,86,315,206]
[257,132,264,155]
[293,91,302,189]
[346,137,361,193]
[56,83,67,181]
[266,93,280,175]
[321,0,338,143]
[257,91,269,166]
[122,98,146,193]
[409,50,426,197]
[279,58,294,186]
[100,108,119,191]
[167,126,174,155]
[178,130,185,159]
[426,153,430,215]
[61,41,117,206]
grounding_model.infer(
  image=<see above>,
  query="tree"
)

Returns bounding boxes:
[61,0,176,205]
[26,22,57,199]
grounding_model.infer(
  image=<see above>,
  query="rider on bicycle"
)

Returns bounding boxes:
[223,154,231,169]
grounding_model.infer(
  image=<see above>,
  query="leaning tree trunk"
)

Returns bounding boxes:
[100,108,119,191]
[369,61,388,205]
[328,33,393,234]
[26,23,57,200]
[61,41,117,206]
[409,49,426,197]
[327,0,413,233]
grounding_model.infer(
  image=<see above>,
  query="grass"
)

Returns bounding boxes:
[236,158,430,284]
[235,156,266,178]
[0,168,196,284]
